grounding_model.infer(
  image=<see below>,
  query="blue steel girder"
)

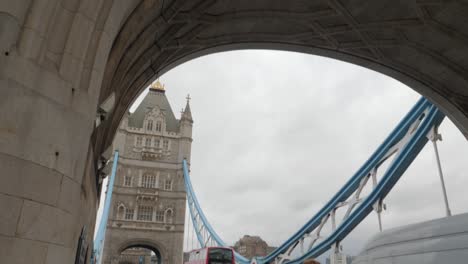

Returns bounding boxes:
[281,105,444,264]
[183,97,445,264]
[257,99,443,264]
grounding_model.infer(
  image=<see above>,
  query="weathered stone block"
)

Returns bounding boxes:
[0,78,93,183]
[61,0,80,13]
[0,152,62,206]
[0,193,23,236]
[18,26,45,60]
[46,243,75,264]
[0,14,20,53]
[0,235,48,264]
[79,0,105,22]
[46,5,75,58]
[16,200,75,246]
[58,175,81,215]
[64,13,94,60]
[59,52,85,89]
[0,0,31,23]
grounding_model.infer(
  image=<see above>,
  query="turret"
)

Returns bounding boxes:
[178,94,193,162]
[180,94,193,136]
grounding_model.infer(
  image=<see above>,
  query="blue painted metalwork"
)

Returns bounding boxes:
[284,105,445,264]
[258,100,443,264]
[257,98,430,263]
[92,151,119,264]
[183,97,445,264]
[183,160,251,264]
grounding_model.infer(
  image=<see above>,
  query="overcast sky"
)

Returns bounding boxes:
[103,50,468,259]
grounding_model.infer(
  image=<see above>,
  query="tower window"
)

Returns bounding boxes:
[142,174,156,188]
[156,210,164,222]
[164,179,172,191]
[154,139,160,148]
[156,121,162,132]
[124,176,132,186]
[163,140,169,150]
[145,137,151,147]
[137,206,153,221]
[125,208,134,220]
[147,120,153,131]
[136,136,142,146]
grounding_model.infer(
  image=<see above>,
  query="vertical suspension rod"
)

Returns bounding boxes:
[430,127,452,217]
[371,169,383,231]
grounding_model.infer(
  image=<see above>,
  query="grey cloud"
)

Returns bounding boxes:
[136,50,468,255]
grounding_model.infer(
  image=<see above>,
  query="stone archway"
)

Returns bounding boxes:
[1,1,468,263]
[116,247,160,264]
[94,0,468,161]
[105,239,168,264]
[116,245,162,264]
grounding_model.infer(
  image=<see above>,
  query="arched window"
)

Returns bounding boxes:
[147,120,153,131]
[164,208,174,224]
[117,204,125,219]
[155,121,162,132]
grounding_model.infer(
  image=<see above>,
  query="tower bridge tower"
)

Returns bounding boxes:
[102,81,193,264]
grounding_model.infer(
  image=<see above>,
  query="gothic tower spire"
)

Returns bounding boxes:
[181,94,193,122]
[179,94,193,163]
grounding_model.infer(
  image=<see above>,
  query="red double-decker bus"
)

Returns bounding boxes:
[184,247,235,264]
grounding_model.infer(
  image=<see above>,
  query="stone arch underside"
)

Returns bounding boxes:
[1,1,468,263]
[94,0,468,158]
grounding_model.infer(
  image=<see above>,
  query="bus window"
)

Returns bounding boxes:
[208,248,233,264]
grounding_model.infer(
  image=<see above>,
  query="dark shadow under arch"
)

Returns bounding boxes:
[118,240,167,264]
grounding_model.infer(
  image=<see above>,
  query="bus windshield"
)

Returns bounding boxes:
[208,248,233,264]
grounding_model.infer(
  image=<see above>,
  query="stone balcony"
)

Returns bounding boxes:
[114,185,186,200]
[136,186,159,195]
[136,187,159,202]
[132,146,171,161]
[111,219,176,231]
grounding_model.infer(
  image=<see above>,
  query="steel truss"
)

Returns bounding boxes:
[183,97,445,264]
